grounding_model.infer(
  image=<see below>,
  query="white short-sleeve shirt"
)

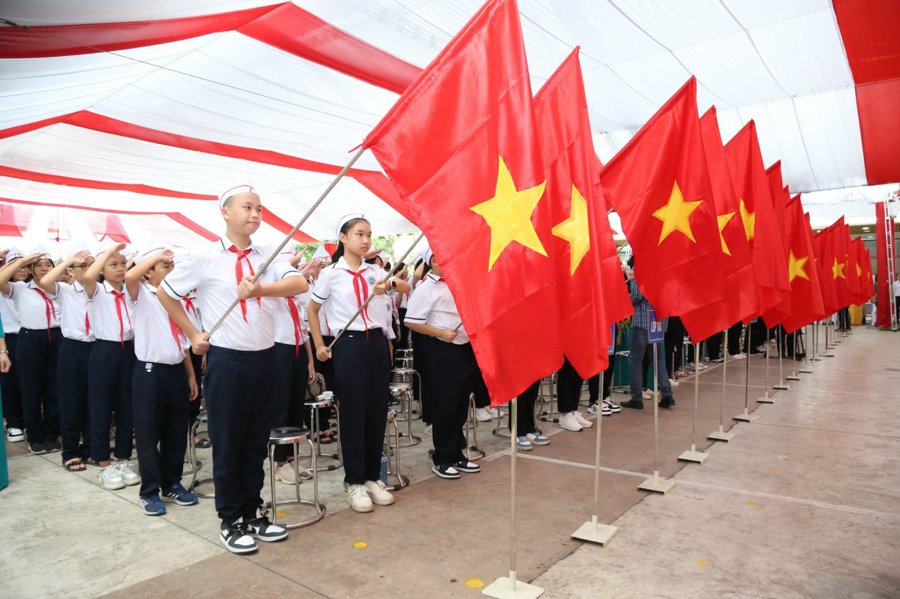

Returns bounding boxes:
[0,294,21,334]
[160,239,299,352]
[273,295,309,347]
[130,284,187,365]
[311,258,387,333]
[4,280,61,330]
[52,281,94,342]
[86,280,134,342]
[405,273,469,345]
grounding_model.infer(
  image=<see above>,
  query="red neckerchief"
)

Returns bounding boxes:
[110,287,132,346]
[31,286,57,340]
[227,245,262,321]
[345,269,370,331]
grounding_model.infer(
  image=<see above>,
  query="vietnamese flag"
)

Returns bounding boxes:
[847,236,869,305]
[862,247,875,298]
[781,197,825,333]
[845,229,864,305]
[599,77,724,322]
[680,107,757,341]
[831,218,851,309]
[760,162,792,326]
[813,222,842,315]
[533,48,631,378]
[724,122,789,320]
[363,0,562,404]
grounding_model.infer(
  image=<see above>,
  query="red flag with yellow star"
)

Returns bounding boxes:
[781,196,825,333]
[845,229,865,305]
[861,246,875,298]
[813,221,843,315]
[599,77,724,322]
[534,48,631,378]
[680,107,758,341]
[724,121,789,321]
[760,162,792,326]
[363,0,562,404]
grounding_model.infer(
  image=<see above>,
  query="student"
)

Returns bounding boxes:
[0,248,26,443]
[556,358,594,432]
[404,249,481,479]
[300,254,335,443]
[82,243,140,489]
[514,380,550,451]
[125,246,199,516]
[271,250,316,485]
[308,215,410,512]
[38,245,95,471]
[0,247,62,454]
[182,289,206,447]
[158,182,306,554]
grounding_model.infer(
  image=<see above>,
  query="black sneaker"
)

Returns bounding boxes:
[28,441,48,455]
[220,521,257,554]
[658,397,675,409]
[432,464,461,479]
[455,460,481,474]
[621,400,644,410]
[246,511,288,543]
[44,439,62,453]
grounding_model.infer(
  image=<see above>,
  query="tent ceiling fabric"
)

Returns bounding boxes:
[1,0,898,248]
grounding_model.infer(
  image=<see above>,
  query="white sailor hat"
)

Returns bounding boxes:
[218,178,257,209]
[5,246,24,262]
[335,213,366,239]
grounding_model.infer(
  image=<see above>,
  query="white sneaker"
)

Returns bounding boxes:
[474,408,492,422]
[669,378,680,387]
[641,389,652,399]
[99,465,125,490]
[572,411,593,428]
[347,484,374,512]
[603,397,622,413]
[558,412,582,432]
[115,460,141,486]
[601,403,613,416]
[485,407,499,419]
[364,480,395,506]
[6,427,24,443]
[586,402,600,415]
[526,432,550,446]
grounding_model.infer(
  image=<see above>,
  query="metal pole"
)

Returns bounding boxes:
[327,232,425,350]
[508,396,518,589]
[744,325,751,409]
[207,146,366,337]
[691,343,699,451]
[720,329,728,427]
[652,343,660,481]
[591,372,604,524]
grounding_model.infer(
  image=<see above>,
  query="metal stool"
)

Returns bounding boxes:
[383,409,409,490]
[463,393,485,460]
[304,391,342,472]
[537,374,558,423]
[187,413,214,498]
[493,404,512,438]
[392,368,422,421]
[266,426,325,529]
[389,381,421,447]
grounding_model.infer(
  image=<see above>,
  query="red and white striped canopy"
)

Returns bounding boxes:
[1,0,898,249]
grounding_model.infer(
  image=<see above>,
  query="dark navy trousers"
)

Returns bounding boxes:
[89,339,135,462]
[58,338,93,461]
[16,327,61,444]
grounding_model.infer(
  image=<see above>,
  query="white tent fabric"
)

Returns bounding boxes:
[0,0,897,251]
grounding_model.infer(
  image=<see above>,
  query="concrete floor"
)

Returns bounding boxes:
[1,326,898,598]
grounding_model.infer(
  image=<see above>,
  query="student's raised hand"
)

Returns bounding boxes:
[190,331,211,356]
[106,243,127,256]
[316,344,332,362]
[237,276,262,299]
[20,252,46,266]
[69,250,91,265]
[0,353,11,373]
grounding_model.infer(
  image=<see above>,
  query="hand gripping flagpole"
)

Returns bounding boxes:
[757,327,776,403]
[206,146,367,338]
[572,371,619,543]
[734,324,759,422]
[708,329,734,442]
[679,342,708,463]
[326,232,426,351]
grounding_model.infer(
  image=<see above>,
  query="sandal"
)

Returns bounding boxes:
[64,457,86,472]
[318,429,337,444]
[194,437,211,449]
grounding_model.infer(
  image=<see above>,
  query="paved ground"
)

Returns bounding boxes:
[1,325,898,598]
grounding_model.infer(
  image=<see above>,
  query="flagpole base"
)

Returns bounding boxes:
[799,368,813,374]
[773,383,790,390]
[638,473,676,494]
[571,516,618,545]
[810,357,822,362]
[707,429,734,442]
[678,449,708,464]
[757,393,776,404]
[482,575,543,599]
[733,410,759,423]
[822,353,835,358]
[786,374,801,381]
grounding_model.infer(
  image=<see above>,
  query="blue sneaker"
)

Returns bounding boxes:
[162,483,198,506]
[141,494,166,516]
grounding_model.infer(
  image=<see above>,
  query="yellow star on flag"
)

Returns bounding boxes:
[470,155,548,271]
[739,199,755,242]
[856,264,862,277]
[652,181,702,245]
[717,212,735,256]
[552,185,591,275]
[832,257,845,279]
[788,250,809,283]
